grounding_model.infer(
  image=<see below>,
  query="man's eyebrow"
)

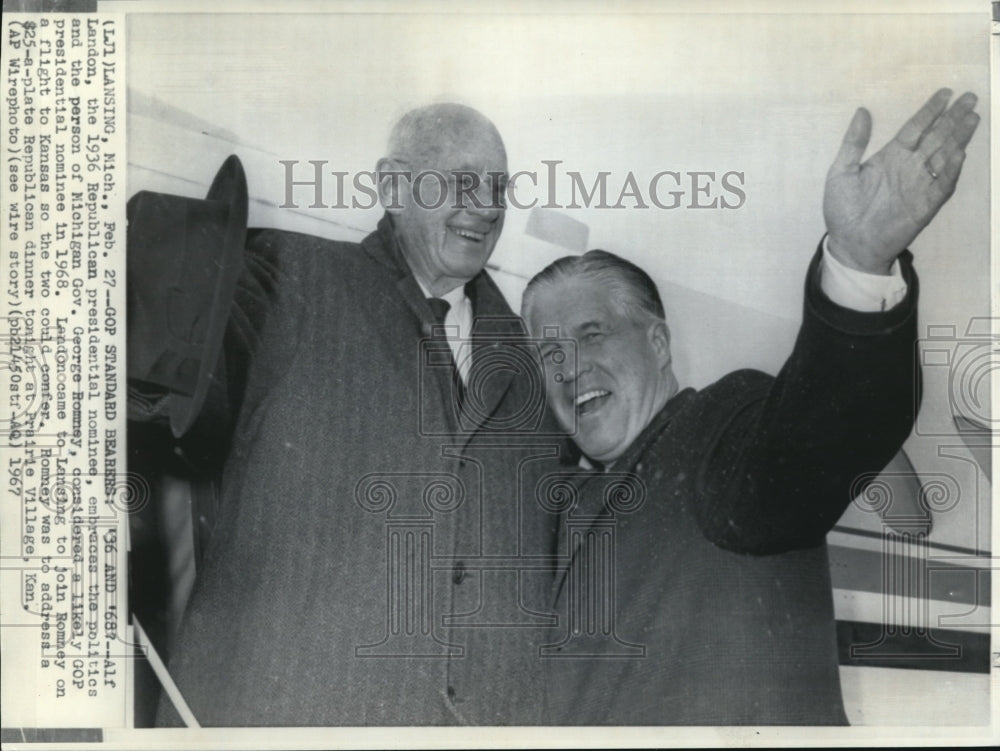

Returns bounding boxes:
[577,321,604,333]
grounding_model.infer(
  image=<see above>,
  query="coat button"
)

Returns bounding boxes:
[447,685,457,700]
[453,561,467,584]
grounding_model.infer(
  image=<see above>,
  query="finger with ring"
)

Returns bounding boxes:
[924,150,949,180]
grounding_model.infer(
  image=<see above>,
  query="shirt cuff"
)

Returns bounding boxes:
[819,236,909,312]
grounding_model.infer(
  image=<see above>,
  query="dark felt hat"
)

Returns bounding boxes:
[126,155,248,437]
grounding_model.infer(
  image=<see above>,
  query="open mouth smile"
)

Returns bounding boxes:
[574,389,611,415]
[449,226,487,243]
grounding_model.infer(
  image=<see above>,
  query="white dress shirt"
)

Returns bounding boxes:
[820,236,908,312]
[416,281,474,383]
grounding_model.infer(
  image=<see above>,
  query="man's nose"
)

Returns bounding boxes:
[558,353,590,385]
[466,178,503,218]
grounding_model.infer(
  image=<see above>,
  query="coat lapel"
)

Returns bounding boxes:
[550,392,694,607]
[361,215,462,434]
[550,468,610,604]
[397,275,465,435]
[360,214,524,441]
[454,268,524,449]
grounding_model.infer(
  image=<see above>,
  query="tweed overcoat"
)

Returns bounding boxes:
[158,215,562,726]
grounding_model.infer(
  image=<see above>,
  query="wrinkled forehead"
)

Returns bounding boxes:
[527,278,621,336]
[401,121,507,173]
[430,135,506,175]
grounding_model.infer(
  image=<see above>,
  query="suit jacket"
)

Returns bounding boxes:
[541,245,920,724]
[157,215,562,726]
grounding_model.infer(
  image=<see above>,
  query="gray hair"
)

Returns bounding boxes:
[387,103,505,166]
[521,249,667,328]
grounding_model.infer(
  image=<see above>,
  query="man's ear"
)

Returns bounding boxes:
[376,157,407,214]
[647,319,672,369]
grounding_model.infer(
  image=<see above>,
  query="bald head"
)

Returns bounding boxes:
[377,103,508,296]
[388,103,506,167]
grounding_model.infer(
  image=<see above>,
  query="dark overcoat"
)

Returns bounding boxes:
[541,246,919,724]
[158,215,562,725]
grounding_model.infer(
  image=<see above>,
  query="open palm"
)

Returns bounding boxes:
[824,89,979,275]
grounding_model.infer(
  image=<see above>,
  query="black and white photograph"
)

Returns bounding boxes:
[0,0,994,748]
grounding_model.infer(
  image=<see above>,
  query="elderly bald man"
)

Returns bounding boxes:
[157,104,560,726]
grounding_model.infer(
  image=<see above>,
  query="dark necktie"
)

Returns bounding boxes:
[426,297,466,412]
[427,297,451,329]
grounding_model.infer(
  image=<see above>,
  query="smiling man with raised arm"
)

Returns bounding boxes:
[522,89,979,724]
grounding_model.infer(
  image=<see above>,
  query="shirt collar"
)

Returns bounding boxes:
[414,277,468,310]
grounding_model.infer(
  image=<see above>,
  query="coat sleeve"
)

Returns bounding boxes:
[690,239,920,555]
[224,229,320,456]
